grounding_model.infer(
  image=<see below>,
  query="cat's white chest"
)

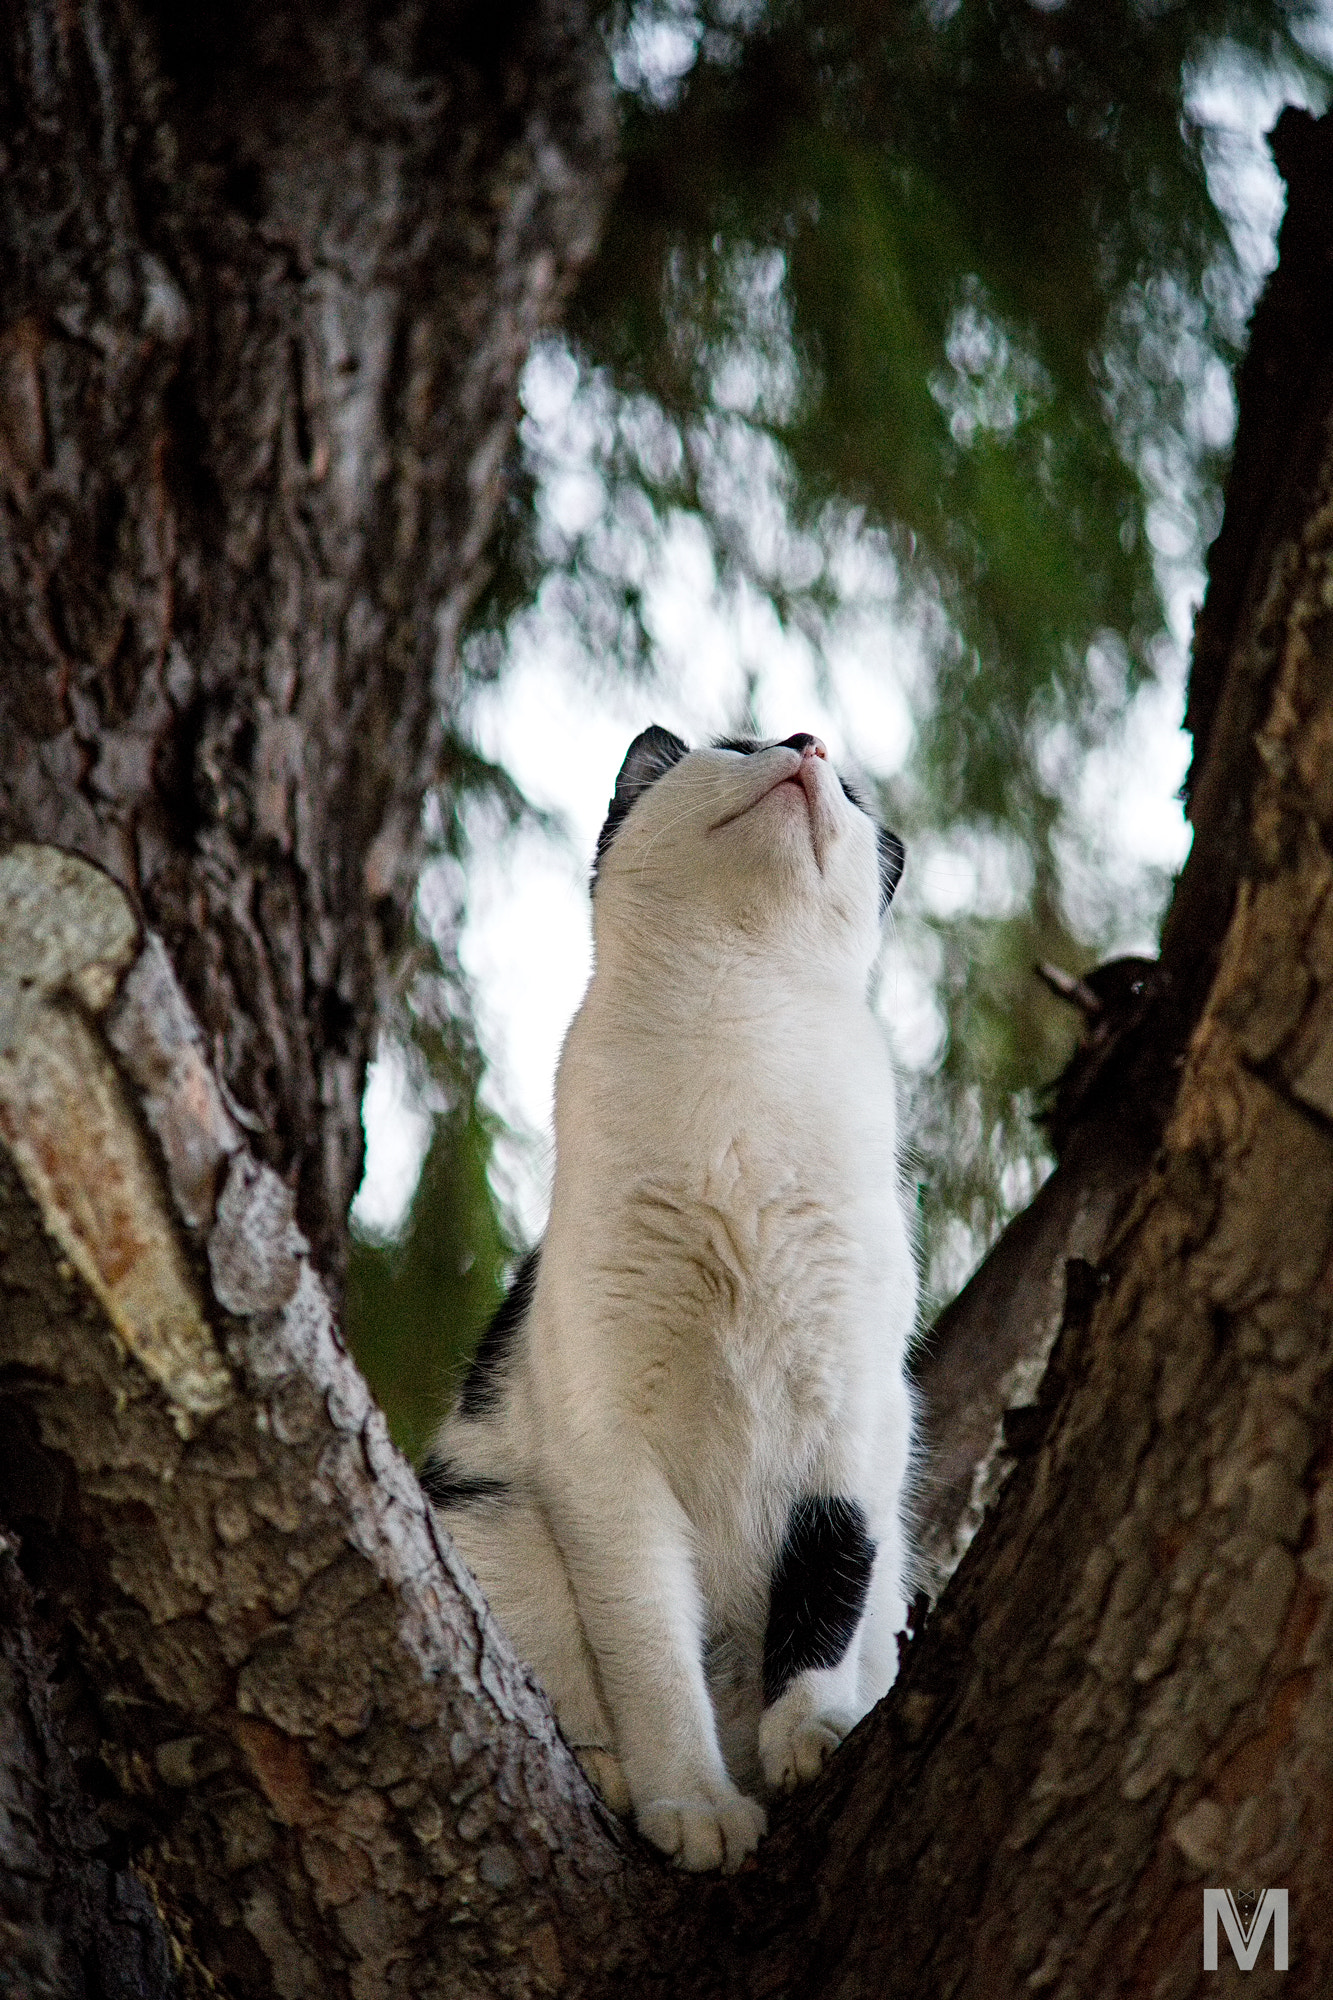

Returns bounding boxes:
[589,1071,896,1496]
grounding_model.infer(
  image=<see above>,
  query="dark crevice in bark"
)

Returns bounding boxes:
[0,1544,187,2000]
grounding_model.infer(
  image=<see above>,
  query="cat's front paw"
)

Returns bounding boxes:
[759,1686,858,1793]
[637,1787,767,1872]
[575,1747,632,1815]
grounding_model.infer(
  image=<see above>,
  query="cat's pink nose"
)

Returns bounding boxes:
[780,732,827,761]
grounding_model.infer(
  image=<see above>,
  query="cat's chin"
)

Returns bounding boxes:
[721,771,804,812]
[717,763,833,843]
[757,776,814,833]
[764,769,843,872]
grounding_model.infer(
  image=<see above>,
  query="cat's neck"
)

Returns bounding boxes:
[585,930,870,1048]
[590,896,873,1022]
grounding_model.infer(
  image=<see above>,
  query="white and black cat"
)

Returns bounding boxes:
[424,726,918,1872]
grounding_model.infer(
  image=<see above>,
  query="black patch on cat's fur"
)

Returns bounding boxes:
[457,1246,541,1418]
[833,771,905,911]
[592,725,690,885]
[419,1459,510,1508]
[877,827,905,911]
[762,1495,876,1705]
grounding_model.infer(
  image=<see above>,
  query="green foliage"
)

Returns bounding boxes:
[347,1096,513,1463]
[344,742,526,1458]
[348,0,1333,1442]
[559,0,1329,1286]
[577,0,1327,817]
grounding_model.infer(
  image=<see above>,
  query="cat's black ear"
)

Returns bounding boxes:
[614,725,690,801]
[877,828,905,912]
[593,725,690,885]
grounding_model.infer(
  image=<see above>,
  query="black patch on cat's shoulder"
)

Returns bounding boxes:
[877,827,905,911]
[419,1458,510,1509]
[457,1246,540,1418]
[763,1495,876,1706]
[592,725,690,886]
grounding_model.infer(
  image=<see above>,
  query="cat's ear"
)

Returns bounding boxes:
[593,726,690,884]
[877,828,905,912]
[614,725,690,802]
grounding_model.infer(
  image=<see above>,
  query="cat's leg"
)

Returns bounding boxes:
[548,1461,767,1872]
[761,1355,916,1791]
[439,1495,630,1811]
[855,1501,910,1711]
[757,1493,879,1794]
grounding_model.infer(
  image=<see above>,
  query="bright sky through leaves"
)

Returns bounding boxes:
[352,6,1330,1334]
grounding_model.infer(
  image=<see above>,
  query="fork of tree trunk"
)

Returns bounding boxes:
[1,6,1332,1995]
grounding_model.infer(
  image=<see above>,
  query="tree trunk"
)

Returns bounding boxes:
[2,0,1333,1989]
[0,0,613,1284]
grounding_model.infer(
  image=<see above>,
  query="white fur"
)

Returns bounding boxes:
[431,738,918,1872]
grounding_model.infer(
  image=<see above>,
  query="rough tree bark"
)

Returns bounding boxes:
[0,0,612,1284]
[3,2,1333,1993]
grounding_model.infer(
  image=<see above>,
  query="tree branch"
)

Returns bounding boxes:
[0,847,684,1998]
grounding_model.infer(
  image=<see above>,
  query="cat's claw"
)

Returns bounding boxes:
[637,1790,767,1872]
[759,1694,858,1793]
[575,1747,632,1815]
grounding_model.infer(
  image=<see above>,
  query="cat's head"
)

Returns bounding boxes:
[591,725,903,973]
